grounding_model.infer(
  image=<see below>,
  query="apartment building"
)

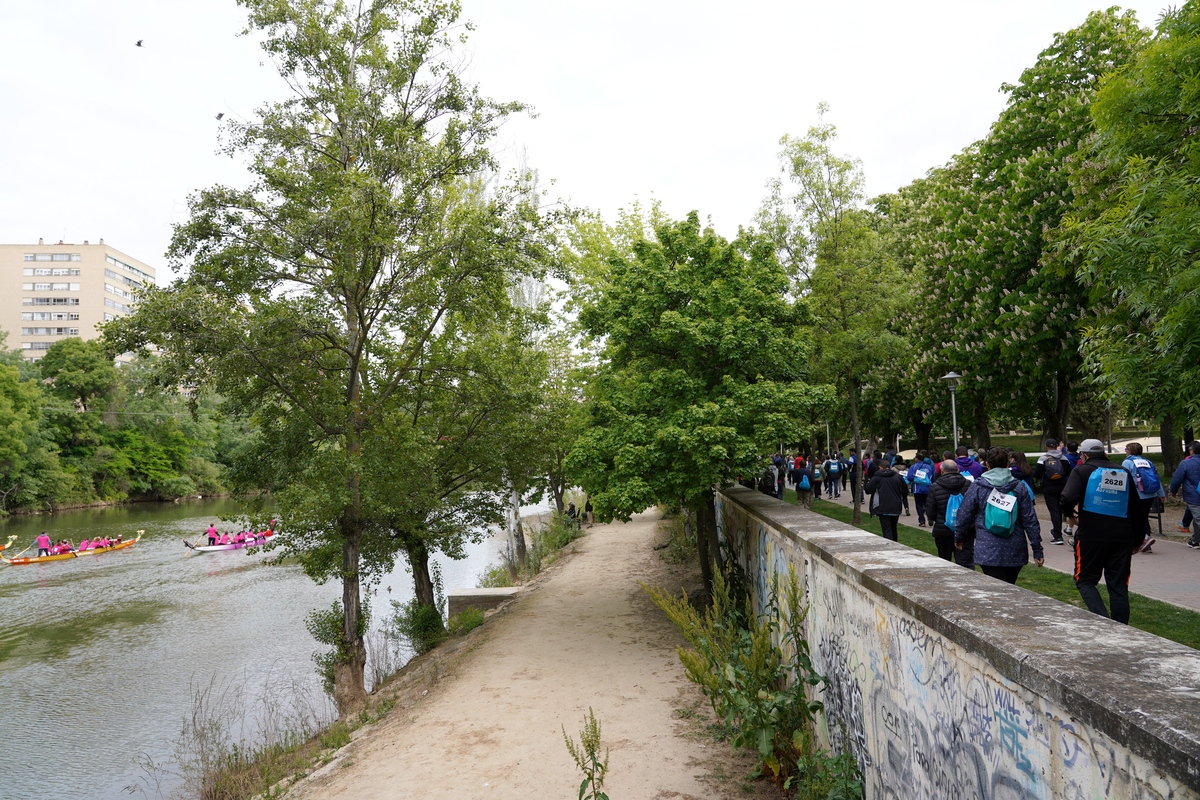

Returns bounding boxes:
[0,239,156,361]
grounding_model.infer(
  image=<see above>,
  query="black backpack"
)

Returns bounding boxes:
[1043,456,1066,482]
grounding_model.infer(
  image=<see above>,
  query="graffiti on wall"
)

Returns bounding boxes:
[719,494,1195,800]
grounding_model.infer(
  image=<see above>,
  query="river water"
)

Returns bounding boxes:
[0,499,511,799]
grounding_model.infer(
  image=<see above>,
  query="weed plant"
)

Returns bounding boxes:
[479,511,584,587]
[388,599,447,655]
[563,707,610,800]
[647,566,863,798]
[448,606,486,635]
[655,512,696,564]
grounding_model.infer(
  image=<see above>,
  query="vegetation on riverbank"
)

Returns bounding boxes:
[0,338,244,514]
[478,510,587,588]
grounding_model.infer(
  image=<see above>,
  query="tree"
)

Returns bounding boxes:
[759,110,904,523]
[104,0,542,716]
[570,212,831,598]
[895,10,1149,441]
[1060,5,1200,463]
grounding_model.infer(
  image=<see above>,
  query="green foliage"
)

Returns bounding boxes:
[570,211,833,525]
[478,564,515,588]
[447,606,486,636]
[318,721,352,751]
[646,566,861,795]
[656,512,696,565]
[388,599,447,656]
[306,601,369,695]
[562,708,610,800]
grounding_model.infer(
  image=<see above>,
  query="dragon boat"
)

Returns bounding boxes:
[0,535,16,552]
[1,531,143,565]
[183,530,274,554]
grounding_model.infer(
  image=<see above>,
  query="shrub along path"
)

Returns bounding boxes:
[286,511,776,800]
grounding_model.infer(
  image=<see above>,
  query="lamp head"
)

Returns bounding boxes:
[940,371,962,390]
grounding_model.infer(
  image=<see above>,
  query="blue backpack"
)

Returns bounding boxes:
[828,461,840,474]
[1083,467,1131,517]
[913,466,933,486]
[1129,457,1162,495]
[798,474,811,491]
[944,492,965,528]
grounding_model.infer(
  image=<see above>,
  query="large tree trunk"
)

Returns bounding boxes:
[912,407,933,453]
[504,478,527,569]
[971,394,991,450]
[407,538,439,609]
[849,376,863,525]
[334,506,367,718]
[1162,414,1182,478]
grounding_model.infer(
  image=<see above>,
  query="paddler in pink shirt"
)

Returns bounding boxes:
[219,532,232,545]
[35,531,51,557]
[206,524,219,546]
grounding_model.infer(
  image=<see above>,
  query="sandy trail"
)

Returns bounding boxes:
[289,511,770,800]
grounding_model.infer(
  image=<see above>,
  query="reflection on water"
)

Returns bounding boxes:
[0,498,511,799]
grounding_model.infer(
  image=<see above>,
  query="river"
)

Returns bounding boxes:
[0,498,512,799]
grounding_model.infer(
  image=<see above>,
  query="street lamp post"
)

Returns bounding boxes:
[941,371,962,453]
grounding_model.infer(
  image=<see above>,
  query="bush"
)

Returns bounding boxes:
[447,606,486,635]
[478,563,514,588]
[647,565,863,797]
[388,599,446,656]
[656,512,696,564]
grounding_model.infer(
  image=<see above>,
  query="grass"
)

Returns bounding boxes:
[779,490,1200,650]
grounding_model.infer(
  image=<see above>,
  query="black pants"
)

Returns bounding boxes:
[914,493,927,524]
[980,564,1022,584]
[850,476,860,504]
[879,515,899,541]
[934,534,954,561]
[1074,538,1132,623]
[1043,490,1064,540]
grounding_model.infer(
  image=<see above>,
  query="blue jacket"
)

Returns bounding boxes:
[954,456,983,480]
[1170,456,1200,506]
[954,469,1043,567]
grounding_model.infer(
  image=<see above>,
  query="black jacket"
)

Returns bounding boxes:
[1060,457,1141,545]
[925,472,972,538]
[864,468,908,516]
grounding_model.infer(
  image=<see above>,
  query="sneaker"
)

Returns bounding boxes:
[1188,541,1200,550]
[1140,538,1156,553]
[1178,525,1191,533]
[1051,537,1064,545]
[1143,543,1153,554]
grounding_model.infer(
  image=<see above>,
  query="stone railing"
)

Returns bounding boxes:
[716,486,1200,799]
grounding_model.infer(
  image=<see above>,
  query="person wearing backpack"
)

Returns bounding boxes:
[794,458,815,507]
[864,458,908,541]
[954,447,1044,584]
[1033,438,1072,545]
[925,461,973,566]
[1061,439,1143,623]
[906,451,936,527]
[824,454,841,498]
[1122,441,1163,554]
[810,458,824,500]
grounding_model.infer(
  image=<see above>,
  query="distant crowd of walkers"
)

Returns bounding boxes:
[746,438,1200,625]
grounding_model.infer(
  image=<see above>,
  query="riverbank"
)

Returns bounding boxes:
[280,510,777,800]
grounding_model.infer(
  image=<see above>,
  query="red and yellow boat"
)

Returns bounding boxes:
[1,530,143,565]
[0,535,16,552]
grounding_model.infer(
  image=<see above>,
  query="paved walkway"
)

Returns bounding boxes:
[809,479,1200,613]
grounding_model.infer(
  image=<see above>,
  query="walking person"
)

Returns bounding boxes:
[1033,439,1071,545]
[926,461,973,566]
[906,451,935,526]
[824,453,841,498]
[953,445,983,480]
[848,449,861,504]
[954,447,1044,584]
[864,459,908,542]
[810,457,824,501]
[1171,441,1200,548]
[1122,442,1162,553]
[1061,439,1143,623]
[794,458,815,507]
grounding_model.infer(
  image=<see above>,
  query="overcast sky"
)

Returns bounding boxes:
[0,0,1167,276]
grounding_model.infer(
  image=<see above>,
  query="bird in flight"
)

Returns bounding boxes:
[135,40,144,47]
[215,113,224,121]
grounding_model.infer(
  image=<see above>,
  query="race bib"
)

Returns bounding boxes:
[986,490,1017,515]
[1082,468,1130,517]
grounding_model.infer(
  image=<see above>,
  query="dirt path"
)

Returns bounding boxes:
[287,511,774,800]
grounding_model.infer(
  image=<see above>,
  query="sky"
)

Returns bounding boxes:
[0,0,1169,277]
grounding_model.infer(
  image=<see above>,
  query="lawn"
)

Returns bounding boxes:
[780,489,1200,650]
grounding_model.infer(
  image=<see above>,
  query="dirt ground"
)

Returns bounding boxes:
[285,511,781,800]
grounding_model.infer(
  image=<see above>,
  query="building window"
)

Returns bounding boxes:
[105,254,154,283]
[24,254,80,262]
[103,313,116,321]
[105,268,142,288]
[20,342,54,350]
[105,283,135,300]
[52,268,80,277]
[22,312,80,321]
[103,298,130,313]
[23,297,80,306]
[21,328,78,336]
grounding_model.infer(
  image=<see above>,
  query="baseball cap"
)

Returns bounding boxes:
[1079,438,1107,455]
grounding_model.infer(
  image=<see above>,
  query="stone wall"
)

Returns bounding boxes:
[716,486,1200,799]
